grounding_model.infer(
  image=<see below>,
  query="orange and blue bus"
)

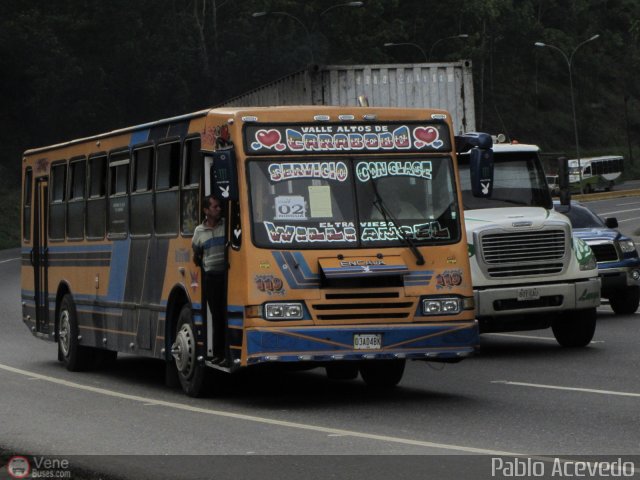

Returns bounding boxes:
[21,106,492,396]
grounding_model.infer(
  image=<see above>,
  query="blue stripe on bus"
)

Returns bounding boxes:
[107,238,131,302]
[130,129,150,145]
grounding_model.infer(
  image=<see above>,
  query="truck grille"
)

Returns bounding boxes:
[588,243,619,263]
[479,229,567,278]
[310,289,415,321]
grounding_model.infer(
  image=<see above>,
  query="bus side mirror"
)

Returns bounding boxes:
[558,156,571,206]
[206,149,238,201]
[469,148,494,198]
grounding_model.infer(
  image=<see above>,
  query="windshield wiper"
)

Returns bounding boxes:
[369,179,425,266]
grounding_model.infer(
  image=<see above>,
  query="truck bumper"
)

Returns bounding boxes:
[474,277,601,317]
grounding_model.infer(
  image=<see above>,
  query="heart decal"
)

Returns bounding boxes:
[414,126,439,144]
[256,129,281,148]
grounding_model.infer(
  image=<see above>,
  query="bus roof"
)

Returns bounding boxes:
[567,155,624,163]
[491,143,539,153]
[23,105,451,157]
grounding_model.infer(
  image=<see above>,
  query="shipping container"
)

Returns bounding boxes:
[220,61,475,134]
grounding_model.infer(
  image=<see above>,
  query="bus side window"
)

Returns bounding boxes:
[181,137,201,236]
[49,162,67,241]
[131,146,154,237]
[67,157,86,240]
[87,155,107,240]
[155,141,180,236]
[23,167,32,242]
[107,151,130,239]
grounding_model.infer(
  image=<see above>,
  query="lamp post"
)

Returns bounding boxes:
[252,2,364,65]
[383,42,428,62]
[535,34,600,194]
[428,34,469,61]
[252,11,315,64]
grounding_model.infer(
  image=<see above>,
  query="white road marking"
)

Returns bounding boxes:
[492,380,640,398]
[0,257,20,264]
[598,208,640,216]
[615,201,640,207]
[0,362,522,456]
[615,216,640,224]
[485,333,604,344]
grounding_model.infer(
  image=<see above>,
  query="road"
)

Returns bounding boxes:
[1,195,639,479]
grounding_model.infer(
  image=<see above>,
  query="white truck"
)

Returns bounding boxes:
[457,142,600,347]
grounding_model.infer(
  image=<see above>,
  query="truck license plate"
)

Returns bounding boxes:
[517,287,540,301]
[353,334,382,350]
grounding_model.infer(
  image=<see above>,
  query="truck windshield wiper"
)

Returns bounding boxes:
[369,179,425,266]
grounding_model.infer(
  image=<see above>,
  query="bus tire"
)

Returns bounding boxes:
[359,360,406,388]
[551,308,596,347]
[58,294,94,371]
[326,363,359,380]
[173,305,209,397]
[609,286,640,315]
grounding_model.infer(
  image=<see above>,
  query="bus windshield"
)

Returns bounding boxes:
[458,151,553,210]
[248,156,460,248]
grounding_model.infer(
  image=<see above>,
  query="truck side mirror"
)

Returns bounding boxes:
[605,217,618,229]
[558,156,571,206]
[469,148,494,197]
[205,149,239,201]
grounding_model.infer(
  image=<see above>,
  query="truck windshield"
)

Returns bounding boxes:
[458,151,553,210]
[248,157,461,248]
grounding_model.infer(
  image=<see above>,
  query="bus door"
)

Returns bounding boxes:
[32,177,50,334]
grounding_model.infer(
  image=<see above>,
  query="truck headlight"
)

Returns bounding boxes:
[579,254,597,271]
[265,302,304,320]
[422,297,461,315]
[619,239,637,254]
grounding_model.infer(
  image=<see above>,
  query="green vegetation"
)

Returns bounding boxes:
[0,187,20,249]
[1,0,639,247]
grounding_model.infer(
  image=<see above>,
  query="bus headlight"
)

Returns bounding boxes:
[265,302,304,320]
[422,297,461,315]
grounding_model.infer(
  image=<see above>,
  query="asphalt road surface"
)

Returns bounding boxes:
[1,195,639,479]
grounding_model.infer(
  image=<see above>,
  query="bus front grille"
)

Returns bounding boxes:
[311,289,416,321]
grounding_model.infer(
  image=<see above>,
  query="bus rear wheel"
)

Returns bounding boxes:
[359,360,406,388]
[172,305,209,397]
[58,294,94,371]
[551,308,596,347]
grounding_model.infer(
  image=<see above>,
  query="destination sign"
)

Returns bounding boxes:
[244,123,451,155]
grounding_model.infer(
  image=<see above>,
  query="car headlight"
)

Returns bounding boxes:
[422,297,462,315]
[264,302,304,320]
[619,239,637,254]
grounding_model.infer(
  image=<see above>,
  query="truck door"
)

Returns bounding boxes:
[33,177,49,334]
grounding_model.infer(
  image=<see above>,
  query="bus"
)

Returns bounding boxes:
[20,106,492,397]
[568,155,623,193]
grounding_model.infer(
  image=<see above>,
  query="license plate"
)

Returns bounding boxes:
[353,333,382,350]
[517,287,540,301]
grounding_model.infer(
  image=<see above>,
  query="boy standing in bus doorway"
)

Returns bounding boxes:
[192,195,227,366]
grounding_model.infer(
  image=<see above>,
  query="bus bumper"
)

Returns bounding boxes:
[244,321,478,366]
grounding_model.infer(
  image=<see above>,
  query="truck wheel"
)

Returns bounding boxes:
[326,363,359,380]
[359,360,405,388]
[551,308,596,347]
[58,294,94,371]
[609,286,640,315]
[172,305,209,397]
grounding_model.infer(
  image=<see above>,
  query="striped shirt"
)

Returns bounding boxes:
[192,219,226,273]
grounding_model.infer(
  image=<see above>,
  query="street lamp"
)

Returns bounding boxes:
[252,3,364,65]
[252,11,315,63]
[428,34,469,61]
[383,42,428,62]
[535,34,600,194]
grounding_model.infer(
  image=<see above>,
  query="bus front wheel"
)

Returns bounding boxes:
[58,294,94,371]
[359,360,406,388]
[172,305,209,397]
